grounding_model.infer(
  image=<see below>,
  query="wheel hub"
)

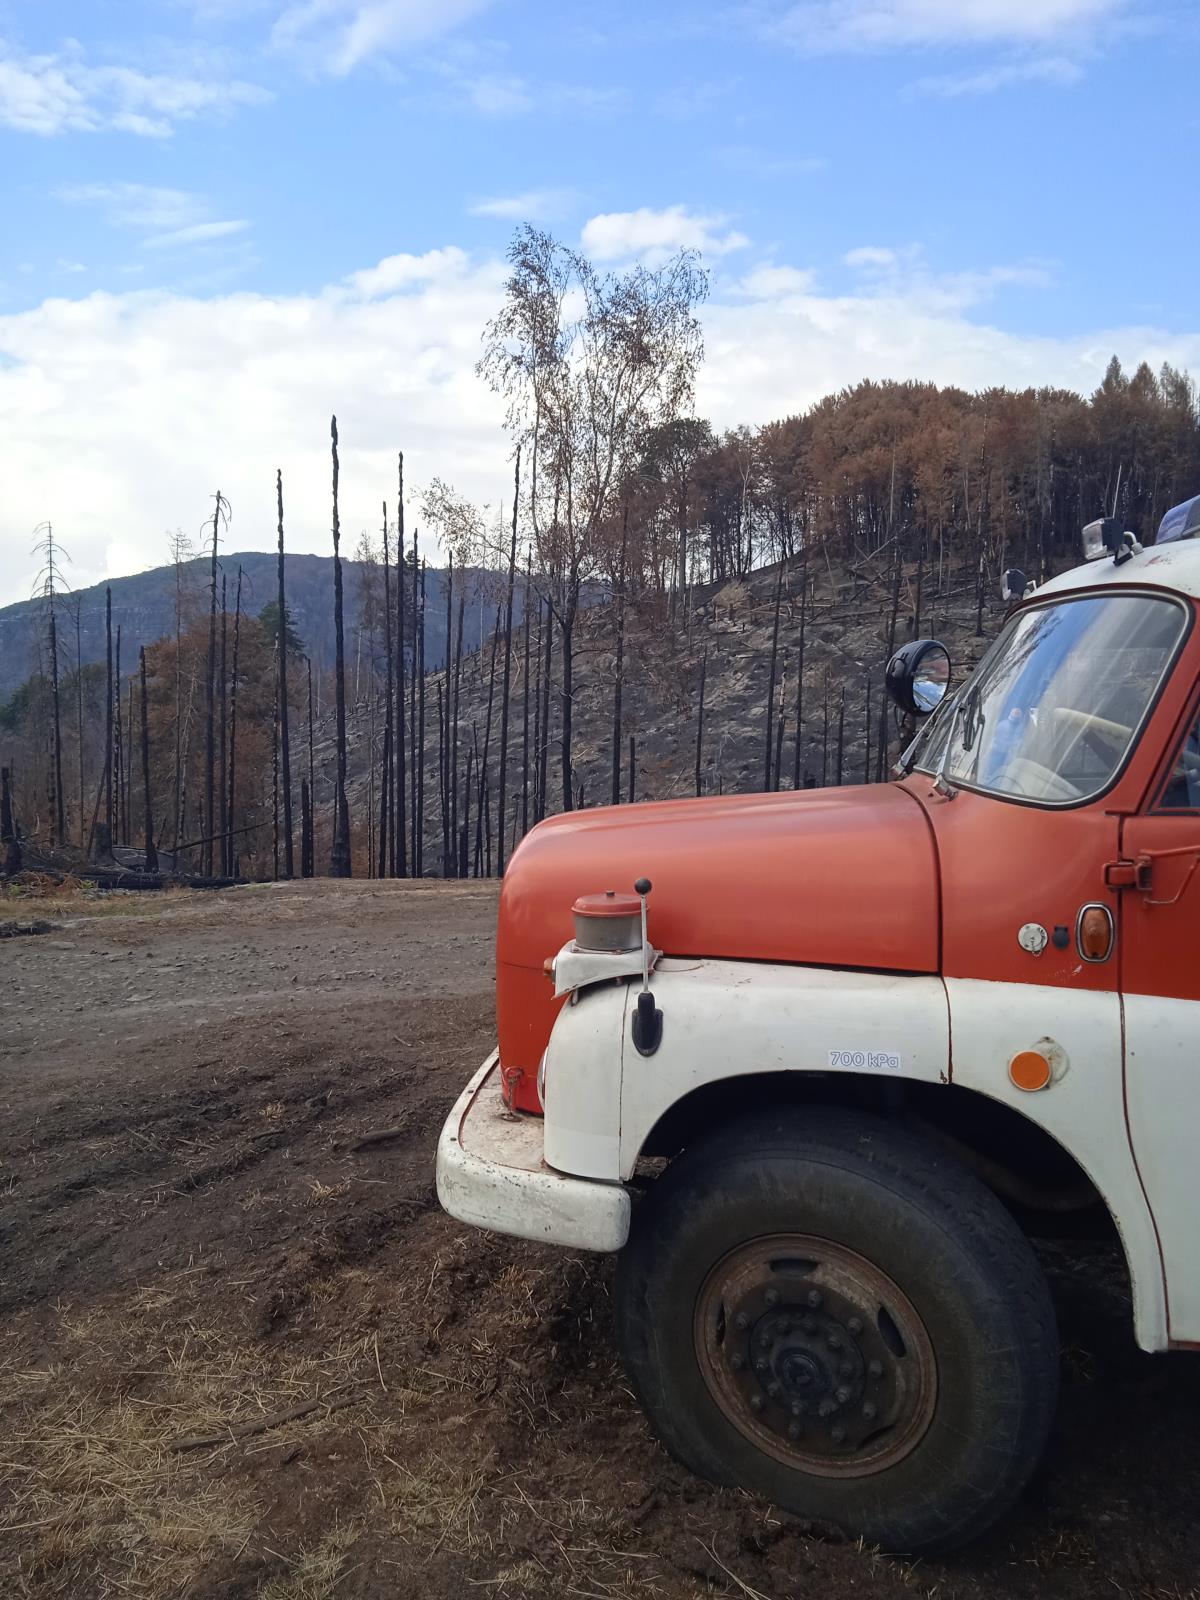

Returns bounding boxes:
[695,1234,937,1477]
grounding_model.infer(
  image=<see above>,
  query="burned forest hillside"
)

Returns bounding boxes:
[323,541,1013,879]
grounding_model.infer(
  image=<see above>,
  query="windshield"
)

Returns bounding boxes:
[908,593,1186,805]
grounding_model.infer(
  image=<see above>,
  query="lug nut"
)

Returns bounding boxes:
[730,1353,745,1371]
[791,1400,806,1417]
[754,1357,769,1374]
[787,1421,802,1441]
[838,1362,854,1379]
[818,1399,836,1418]
[868,1360,883,1379]
[831,1426,846,1445]
[847,1317,863,1336]
[767,1381,781,1399]
[835,1386,851,1404]
[862,1402,877,1420]
[827,1334,842,1352]
[765,1288,780,1308]
[750,1394,764,1413]
[735,1312,750,1331]
[806,1290,821,1309]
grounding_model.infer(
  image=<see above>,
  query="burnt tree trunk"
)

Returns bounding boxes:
[520,556,531,839]
[379,502,394,879]
[276,469,294,878]
[694,648,707,797]
[300,777,313,880]
[496,450,519,876]
[792,577,807,790]
[203,493,222,876]
[610,502,627,808]
[537,601,553,825]
[764,561,784,792]
[329,418,352,877]
[416,558,426,875]
[305,654,315,878]
[2,765,22,873]
[226,567,242,877]
[395,453,408,878]
[139,646,158,872]
[218,575,227,867]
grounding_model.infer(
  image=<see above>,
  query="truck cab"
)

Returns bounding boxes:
[437,499,1200,1555]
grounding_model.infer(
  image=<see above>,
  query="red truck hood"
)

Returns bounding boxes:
[496,784,939,1109]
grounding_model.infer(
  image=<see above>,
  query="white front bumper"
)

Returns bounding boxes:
[435,1051,631,1253]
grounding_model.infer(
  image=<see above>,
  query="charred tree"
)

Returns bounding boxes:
[203,491,228,876]
[764,561,785,791]
[395,453,408,877]
[306,654,315,878]
[379,502,394,878]
[2,766,21,874]
[226,566,243,877]
[496,450,520,877]
[521,555,532,838]
[410,526,420,875]
[792,577,807,790]
[276,469,294,878]
[628,734,636,804]
[416,557,426,876]
[610,502,627,808]
[139,647,158,872]
[694,647,707,797]
[218,574,228,866]
[300,777,313,880]
[537,602,553,825]
[329,417,352,877]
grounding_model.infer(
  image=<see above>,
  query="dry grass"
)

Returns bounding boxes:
[0,875,196,924]
[0,1281,380,1600]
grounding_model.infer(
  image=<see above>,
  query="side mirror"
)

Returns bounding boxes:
[1002,567,1033,601]
[886,639,951,717]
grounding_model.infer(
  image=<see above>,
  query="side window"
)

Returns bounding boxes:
[1157,705,1200,811]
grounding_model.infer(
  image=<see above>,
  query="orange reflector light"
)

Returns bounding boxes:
[1009,1049,1052,1093]
[1078,904,1114,962]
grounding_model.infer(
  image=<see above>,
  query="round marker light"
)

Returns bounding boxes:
[1009,1049,1052,1093]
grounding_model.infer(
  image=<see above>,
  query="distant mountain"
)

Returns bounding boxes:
[0,552,531,702]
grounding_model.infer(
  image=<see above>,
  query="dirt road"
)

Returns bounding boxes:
[2,881,1198,1599]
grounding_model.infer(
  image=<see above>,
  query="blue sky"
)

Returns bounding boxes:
[2,0,1197,603]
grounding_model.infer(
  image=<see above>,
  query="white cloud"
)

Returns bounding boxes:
[581,206,750,265]
[913,55,1084,96]
[271,0,494,74]
[844,245,900,268]
[343,246,470,297]
[469,189,576,222]
[145,220,251,249]
[2,239,1197,606]
[761,0,1124,51]
[0,41,269,137]
[735,264,819,298]
[58,183,207,232]
[57,185,250,254]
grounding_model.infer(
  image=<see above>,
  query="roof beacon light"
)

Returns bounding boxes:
[1156,494,1200,547]
[1081,517,1142,566]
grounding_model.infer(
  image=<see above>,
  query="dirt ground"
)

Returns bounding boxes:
[2,880,1198,1600]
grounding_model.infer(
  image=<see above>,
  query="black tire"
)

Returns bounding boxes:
[615,1107,1059,1554]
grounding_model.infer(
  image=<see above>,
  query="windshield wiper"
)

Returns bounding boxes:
[932,693,966,799]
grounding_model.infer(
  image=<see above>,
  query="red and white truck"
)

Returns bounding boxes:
[437,499,1200,1553]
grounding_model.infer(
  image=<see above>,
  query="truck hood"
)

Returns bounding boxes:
[499,783,939,974]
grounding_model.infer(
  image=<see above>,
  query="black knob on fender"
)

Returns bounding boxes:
[634,877,652,896]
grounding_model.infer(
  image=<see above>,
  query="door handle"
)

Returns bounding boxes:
[1107,846,1200,906]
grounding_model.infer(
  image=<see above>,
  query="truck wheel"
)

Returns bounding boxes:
[614,1108,1058,1554]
